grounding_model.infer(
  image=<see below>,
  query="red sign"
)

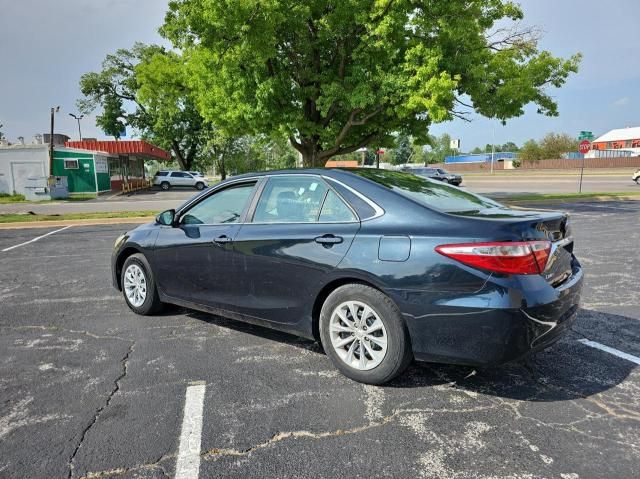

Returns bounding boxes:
[376,149,385,155]
[579,140,591,154]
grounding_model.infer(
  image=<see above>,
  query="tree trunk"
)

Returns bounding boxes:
[171,140,192,171]
[300,144,321,168]
[217,157,226,180]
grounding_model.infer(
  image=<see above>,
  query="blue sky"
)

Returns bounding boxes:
[0,0,638,150]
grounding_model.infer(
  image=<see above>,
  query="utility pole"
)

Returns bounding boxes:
[490,123,495,174]
[49,106,59,176]
[68,113,84,140]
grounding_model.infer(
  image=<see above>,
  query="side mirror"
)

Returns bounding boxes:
[156,209,176,226]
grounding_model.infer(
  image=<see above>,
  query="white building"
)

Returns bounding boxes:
[0,144,49,195]
[586,127,640,158]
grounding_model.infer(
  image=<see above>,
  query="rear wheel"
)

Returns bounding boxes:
[319,284,412,384]
[160,181,170,191]
[195,181,205,190]
[121,253,163,315]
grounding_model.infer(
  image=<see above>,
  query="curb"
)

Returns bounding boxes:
[500,195,640,205]
[0,217,154,229]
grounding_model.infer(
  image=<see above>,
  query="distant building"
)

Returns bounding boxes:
[64,140,171,192]
[0,144,49,195]
[43,133,71,146]
[444,152,517,164]
[0,140,170,195]
[325,160,359,168]
[587,127,640,158]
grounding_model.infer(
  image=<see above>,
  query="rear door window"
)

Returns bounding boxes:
[253,176,329,223]
[319,190,357,222]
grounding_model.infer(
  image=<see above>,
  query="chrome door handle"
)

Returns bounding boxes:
[213,235,232,245]
[315,234,343,245]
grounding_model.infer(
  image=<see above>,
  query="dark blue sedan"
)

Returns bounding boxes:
[112,168,583,384]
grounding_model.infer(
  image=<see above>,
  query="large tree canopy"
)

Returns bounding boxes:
[162,0,580,167]
[78,43,215,172]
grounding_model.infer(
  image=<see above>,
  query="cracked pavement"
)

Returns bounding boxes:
[0,200,638,479]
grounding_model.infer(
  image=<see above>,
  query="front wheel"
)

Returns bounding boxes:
[195,182,205,190]
[319,284,413,384]
[121,253,163,315]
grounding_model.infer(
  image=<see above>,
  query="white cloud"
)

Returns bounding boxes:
[613,97,631,107]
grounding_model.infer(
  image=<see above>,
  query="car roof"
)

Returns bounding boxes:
[228,167,376,181]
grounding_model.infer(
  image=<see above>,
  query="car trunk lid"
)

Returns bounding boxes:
[448,208,574,286]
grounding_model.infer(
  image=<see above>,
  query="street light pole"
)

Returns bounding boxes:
[68,113,84,141]
[49,106,60,176]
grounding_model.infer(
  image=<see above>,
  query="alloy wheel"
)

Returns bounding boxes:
[123,264,147,308]
[329,300,388,370]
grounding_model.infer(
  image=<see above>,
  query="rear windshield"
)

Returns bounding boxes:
[350,169,505,214]
[155,171,168,176]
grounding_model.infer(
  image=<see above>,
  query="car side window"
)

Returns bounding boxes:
[180,183,256,225]
[318,190,357,222]
[253,177,329,223]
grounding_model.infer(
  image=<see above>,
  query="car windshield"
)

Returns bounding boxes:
[349,169,506,214]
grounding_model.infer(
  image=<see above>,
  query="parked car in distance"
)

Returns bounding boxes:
[113,168,582,384]
[153,170,208,190]
[633,168,640,184]
[406,167,463,186]
[189,171,205,178]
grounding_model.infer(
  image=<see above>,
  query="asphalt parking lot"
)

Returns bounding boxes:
[1,201,638,479]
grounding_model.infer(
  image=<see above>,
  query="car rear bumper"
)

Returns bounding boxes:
[394,262,583,366]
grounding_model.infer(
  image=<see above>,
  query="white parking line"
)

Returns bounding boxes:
[175,382,206,479]
[578,339,640,365]
[1,225,73,252]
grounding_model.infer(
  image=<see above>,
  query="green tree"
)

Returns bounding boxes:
[500,141,519,152]
[519,139,542,162]
[0,123,5,140]
[97,95,126,139]
[424,133,455,164]
[392,133,413,165]
[539,132,578,159]
[136,49,219,172]
[411,142,427,164]
[162,0,580,167]
[470,146,484,154]
[226,135,299,175]
[78,43,215,172]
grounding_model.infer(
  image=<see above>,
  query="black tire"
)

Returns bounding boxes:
[195,182,205,190]
[120,253,163,315]
[161,181,170,191]
[319,283,413,384]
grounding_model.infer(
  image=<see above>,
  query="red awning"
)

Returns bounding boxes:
[64,140,171,160]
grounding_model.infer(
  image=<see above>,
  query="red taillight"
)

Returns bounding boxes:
[435,240,552,275]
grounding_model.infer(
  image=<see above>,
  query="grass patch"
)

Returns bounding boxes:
[0,192,96,203]
[0,193,27,203]
[0,211,157,224]
[498,191,640,202]
[66,193,97,201]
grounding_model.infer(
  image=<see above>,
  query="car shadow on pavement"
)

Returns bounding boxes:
[182,307,636,403]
